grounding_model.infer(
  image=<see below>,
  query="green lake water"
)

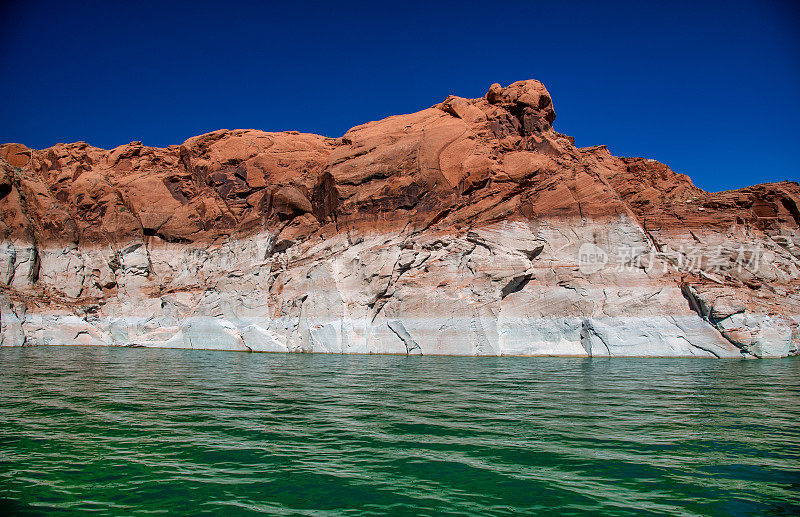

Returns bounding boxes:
[0,347,798,516]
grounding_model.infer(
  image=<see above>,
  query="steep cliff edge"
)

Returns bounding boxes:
[2,80,799,356]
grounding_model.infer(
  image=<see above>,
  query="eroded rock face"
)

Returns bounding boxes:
[1,79,799,356]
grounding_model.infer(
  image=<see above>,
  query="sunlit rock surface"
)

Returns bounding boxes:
[1,80,799,357]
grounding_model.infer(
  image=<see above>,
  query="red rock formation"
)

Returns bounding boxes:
[1,80,798,356]
[2,79,798,248]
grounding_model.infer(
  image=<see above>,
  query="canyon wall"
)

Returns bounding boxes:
[1,80,799,357]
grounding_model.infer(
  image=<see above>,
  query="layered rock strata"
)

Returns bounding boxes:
[2,80,799,357]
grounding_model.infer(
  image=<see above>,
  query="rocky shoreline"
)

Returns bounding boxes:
[2,80,798,357]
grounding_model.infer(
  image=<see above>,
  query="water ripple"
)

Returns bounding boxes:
[1,348,799,515]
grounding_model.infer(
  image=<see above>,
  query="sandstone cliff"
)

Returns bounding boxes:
[1,80,799,357]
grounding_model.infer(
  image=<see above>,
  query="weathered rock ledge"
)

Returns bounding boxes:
[1,80,799,357]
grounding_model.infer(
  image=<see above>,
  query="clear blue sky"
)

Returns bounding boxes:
[1,0,798,191]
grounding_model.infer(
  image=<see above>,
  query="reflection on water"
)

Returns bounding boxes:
[1,347,799,516]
